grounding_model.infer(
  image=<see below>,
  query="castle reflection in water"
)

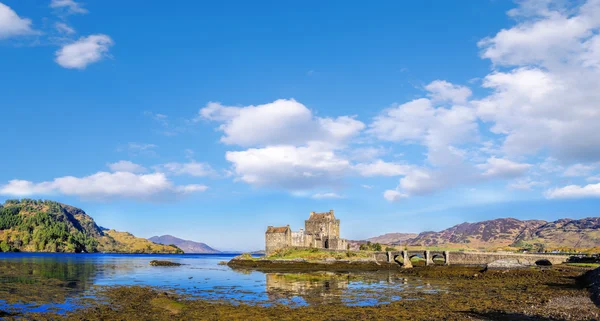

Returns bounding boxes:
[265,272,350,305]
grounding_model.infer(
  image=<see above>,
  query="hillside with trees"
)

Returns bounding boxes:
[0,199,183,254]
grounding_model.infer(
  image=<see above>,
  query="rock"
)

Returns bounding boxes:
[149,260,182,267]
[582,266,600,308]
[217,261,228,265]
[486,258,532,269]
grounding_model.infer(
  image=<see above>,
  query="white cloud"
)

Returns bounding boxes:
[50,0,88,14]
[128,142,156,151]
[55,22,75,35]
[0,172,206,200]
[0,3,38,39]
[311,192,344,199]
[347,146,387,162]
[354,160,409,177]
[176,184,209,193]
[107,161,146,173]
[369,96,477,166]
[397,168,461,195]
[508,178,548,190]
[383,190,408,202]
[587,175,600,182]
[225,144,350,190]
[563,163,596,177]
[474,0,600,162]
[118,142,157,157]
[368,92,480,197]
[478,157,532,179]
[545,182,600,199]
[55,34,113,69]
[425,80,472,104]
[361,184,373,189]
[200,99,366,191]
[479,1,599,67]
[199,99,364,147]
[369,98,434,143]
[158,161,216,177]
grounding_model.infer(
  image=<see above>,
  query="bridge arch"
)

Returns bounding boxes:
[431,254,446,265]
[409,253,426,266]
[388,251,413,268]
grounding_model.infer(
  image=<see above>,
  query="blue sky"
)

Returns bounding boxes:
[2,0,600,251]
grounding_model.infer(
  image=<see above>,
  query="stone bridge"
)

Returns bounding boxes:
[373,250,571,268]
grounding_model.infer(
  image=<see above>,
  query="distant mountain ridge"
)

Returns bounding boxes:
[367,233,418,244]
[148,235,220,253]
[367,217,600,251]
[0,199,183,254]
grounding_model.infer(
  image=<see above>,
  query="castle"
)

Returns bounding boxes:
[265,210,348,255]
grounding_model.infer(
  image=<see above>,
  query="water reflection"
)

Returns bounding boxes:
[266,272,350,305]
[0,253,444,315]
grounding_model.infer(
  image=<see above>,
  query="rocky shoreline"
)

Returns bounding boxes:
[16,265,600,320]
[227,257,387,271]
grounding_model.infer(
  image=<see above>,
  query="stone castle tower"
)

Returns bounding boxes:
[265,210,347,255]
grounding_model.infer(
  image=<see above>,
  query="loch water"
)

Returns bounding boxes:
[0,253,444,315]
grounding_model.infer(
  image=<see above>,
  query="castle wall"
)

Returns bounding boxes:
[291,230,305,247]
[292,230,317,248]
[328,237,347,251]
[304,219,340,239]
[265,230,291,255]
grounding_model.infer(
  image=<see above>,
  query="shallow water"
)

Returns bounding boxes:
[0,253,445,314]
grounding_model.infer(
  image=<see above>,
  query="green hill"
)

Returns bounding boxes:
[0,199,183,254]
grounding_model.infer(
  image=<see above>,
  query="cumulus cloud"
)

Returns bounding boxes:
[199,99,364,148]
[373,1,600,201]
[475,0,600,162]
[311,192,344,199]
[107,160,147,173]
[383,190,408,202]
[55,34,113,69]
[425,80,472,104]
[55,22,75,35]
[354,160,410,177]
[563,163,596,177]
[225,144,350,190]
[478,157,532,178]
[198,99,366,191]
[176,184,209,193]
[0,172,207,200]
[368,86,480,197]
[0,3,38,39]
[397,167,470,196]
[117,143,158,157]
[157,161,216,177]
[369,94,477,167]
[50,0,88,15]
[508,178,548,190]
[545,183,600,199]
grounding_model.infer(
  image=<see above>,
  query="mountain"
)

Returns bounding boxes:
[148,235,219,253]
[367,233,418,245]
[368,217,600,252]
[0,199,183,254]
